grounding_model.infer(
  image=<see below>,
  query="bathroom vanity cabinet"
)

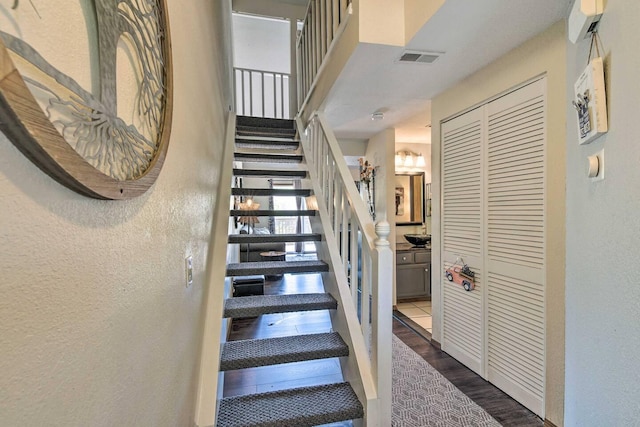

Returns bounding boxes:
[396,243,431,300]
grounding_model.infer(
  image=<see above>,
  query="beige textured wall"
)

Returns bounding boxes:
[564,0,640,424]
[359,0,405,46]
[0,1,233,425]
[365,129,397,301]
[431,20,566,426]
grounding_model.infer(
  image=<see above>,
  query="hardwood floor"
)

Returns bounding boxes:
[393,317,543,427]
[224,273,340,397]
[223,272,543,426]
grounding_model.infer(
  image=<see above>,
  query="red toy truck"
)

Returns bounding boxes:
[445,264,475,291]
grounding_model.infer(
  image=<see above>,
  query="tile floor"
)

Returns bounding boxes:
[396,299,432,334]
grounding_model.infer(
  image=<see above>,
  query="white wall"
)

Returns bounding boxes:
[338,138,368,182]
[565,1,640,424]
[232,13,291,74]
[233,0,308,113]
[0,1,233,425]
[432,21,566,425]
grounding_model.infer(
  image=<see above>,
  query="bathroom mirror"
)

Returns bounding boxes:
[395,172,425,225]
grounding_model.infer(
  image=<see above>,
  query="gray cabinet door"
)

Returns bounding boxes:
[396,261,430,299]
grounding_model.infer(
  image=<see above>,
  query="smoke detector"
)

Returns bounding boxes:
[397,50,443,64]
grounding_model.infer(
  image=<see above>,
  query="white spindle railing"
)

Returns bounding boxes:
[296,0,352,113]
[298,112,392,426]
[233,67,291,119]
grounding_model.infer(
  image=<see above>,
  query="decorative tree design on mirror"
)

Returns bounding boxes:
[0,0,173,199]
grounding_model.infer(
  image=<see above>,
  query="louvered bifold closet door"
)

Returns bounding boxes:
[441,107,484,375]
[485,79,546,417]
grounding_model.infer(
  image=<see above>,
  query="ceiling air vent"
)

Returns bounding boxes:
[398,50,442,64]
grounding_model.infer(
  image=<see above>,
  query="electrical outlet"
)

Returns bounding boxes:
[185,256,193,287]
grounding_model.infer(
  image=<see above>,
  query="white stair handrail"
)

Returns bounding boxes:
[297,111,392,426]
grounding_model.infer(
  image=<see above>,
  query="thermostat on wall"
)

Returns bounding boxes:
[568,0,604,43]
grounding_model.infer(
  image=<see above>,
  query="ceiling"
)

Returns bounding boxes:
[324,0,571,142]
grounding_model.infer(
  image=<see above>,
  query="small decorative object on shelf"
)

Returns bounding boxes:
[445,259,476,291]
[358,157,376,220]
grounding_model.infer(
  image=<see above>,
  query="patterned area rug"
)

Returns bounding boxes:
[392,335,501,427]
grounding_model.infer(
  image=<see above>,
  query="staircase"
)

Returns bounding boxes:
[216,116,364,427]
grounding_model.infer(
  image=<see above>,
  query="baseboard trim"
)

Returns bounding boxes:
[544,419,559,427]
[431,339,441,350]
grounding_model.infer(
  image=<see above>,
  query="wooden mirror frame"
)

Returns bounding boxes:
[395,172,426,226]
[0,1,173,200]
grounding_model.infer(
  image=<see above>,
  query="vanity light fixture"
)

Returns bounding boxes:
[395,151,426,169]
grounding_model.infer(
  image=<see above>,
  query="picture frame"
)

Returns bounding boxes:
[395,172,425,225]
[573,57,608,145]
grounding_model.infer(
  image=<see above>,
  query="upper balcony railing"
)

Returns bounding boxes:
[234,67,291,119]
[296,0,353,113]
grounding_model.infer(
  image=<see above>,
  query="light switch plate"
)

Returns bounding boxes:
[185,256,193,287]
[589,148,605,181]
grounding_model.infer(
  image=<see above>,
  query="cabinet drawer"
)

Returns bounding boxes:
[396,252,414,265]
[415,252,431,264]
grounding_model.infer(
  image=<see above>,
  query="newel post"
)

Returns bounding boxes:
[374,220,393,426]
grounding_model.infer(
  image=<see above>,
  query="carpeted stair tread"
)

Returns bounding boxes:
[235,137,299,149]
[217,382,363,427]
[220,332,349,371]
[230,209,316,217]
[236,127,297,139]
[233,168,307,178]
[234,147,299,155]
[232,188,312,197]
[227,260,328,276]
[228,233,321,243]
[224,293,337,318]
[236,116,295,130]
[234,152,303,163]
[236,135,298,142]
